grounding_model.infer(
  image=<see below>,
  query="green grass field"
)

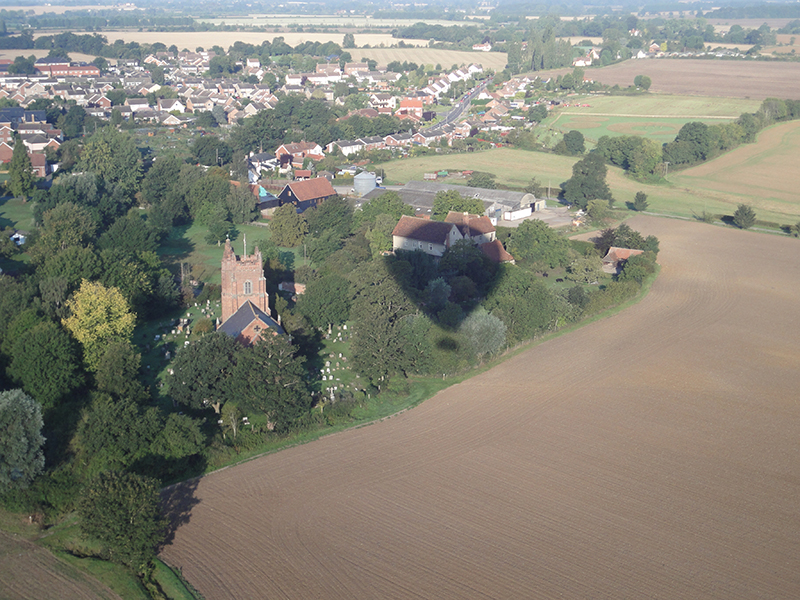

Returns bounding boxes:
[380,136,800,226]
[549,94,761,144]
[0,196,36,231]
[382,147,576,190]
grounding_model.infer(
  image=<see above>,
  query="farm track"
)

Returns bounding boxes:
[161,216,800,599]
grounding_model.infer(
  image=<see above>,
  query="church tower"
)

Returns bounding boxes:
[220,237,270,323]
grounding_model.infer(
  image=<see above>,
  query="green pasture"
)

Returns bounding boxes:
[560,94,760,118]
[381,142,800,226]
[382,147,577,190]
[551,113,733,144]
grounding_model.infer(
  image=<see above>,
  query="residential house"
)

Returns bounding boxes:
[444,211,496,245]
[391,215,463,257]
[277,177,337,213]
[275,141,325,169]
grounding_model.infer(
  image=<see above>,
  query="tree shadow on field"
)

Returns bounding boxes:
[159,477,202,549]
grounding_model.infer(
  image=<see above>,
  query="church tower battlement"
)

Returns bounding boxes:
[220,236,270,324]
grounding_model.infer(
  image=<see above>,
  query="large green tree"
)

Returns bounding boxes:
[0,389,45,493]
[562,152,613,210]
[78,471,165,573]
[349,259,416,386]
[8,139,34,198]
[230,335,311,432]
[78,127,143,197]
[270,204,308,247]
[295,273,351,330]
[168,332,240,412]
[506,219,572,269]
[483,265,556,343]
[733,204,756,229]
[432,190,485,220]
[8,320,84,410]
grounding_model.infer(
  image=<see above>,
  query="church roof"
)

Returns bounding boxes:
[218,300,284,339]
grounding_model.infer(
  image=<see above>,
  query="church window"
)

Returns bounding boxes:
[244,280,252,294]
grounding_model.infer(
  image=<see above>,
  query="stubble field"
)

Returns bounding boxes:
[583,59,800,99]
[160,215,800,599]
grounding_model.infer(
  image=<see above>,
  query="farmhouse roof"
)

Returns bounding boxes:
[392,215,457,245]
[281,177,336,202]
[479,239,515,263]
[444,211,495,236]
[603,247,644,263]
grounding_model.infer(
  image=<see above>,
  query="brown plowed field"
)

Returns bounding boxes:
[540,59,800,99]
[589,60,800,99]
[161,216,800,599]
[0,532,121,600]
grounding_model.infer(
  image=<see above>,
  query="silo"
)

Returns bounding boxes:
[353,171,377,196]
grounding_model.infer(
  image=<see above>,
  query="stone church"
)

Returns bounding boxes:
[217,237,284,345]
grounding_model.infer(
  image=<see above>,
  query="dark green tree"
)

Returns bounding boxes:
[295,273,351,329]
[528,104,548,123]
[8,139,34,198]
[230,335,311,432]
[0,389,45,493]
[167,332,240,412]
[467,172,497,189]
[633,74,652,90]
[632,191,649,211]
[483,265,556,343]
[355,190,413,227]
[94,342,149,403]
[8,320,84,410]
[270,204,308,247]
[349,259,415,386]
[191,136,233,166]
[733,204,756,229]
[506,219,571,268]
[562,152,613,210]
[432,190,485,220]
[79,127,143,198]
[78,471,165,573]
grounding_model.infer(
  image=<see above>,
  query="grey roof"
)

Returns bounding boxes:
[218,300,284,339]
[363,180,535,214]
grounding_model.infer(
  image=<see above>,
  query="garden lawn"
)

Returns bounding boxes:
[0,196,36,230]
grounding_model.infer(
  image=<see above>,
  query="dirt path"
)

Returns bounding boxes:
[161,216,800,599]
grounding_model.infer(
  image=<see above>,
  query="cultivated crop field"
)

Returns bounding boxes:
[0,531,121,600]
[581,59,800,99]
[671,120,800,219]
[160,215,800,599]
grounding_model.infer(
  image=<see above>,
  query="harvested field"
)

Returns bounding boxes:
[0,49,102,64]
[672,119,800,218]
[0,532,121,600]
[585,59,800,99]
[539,60,800,100]
[161,216,800,599]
